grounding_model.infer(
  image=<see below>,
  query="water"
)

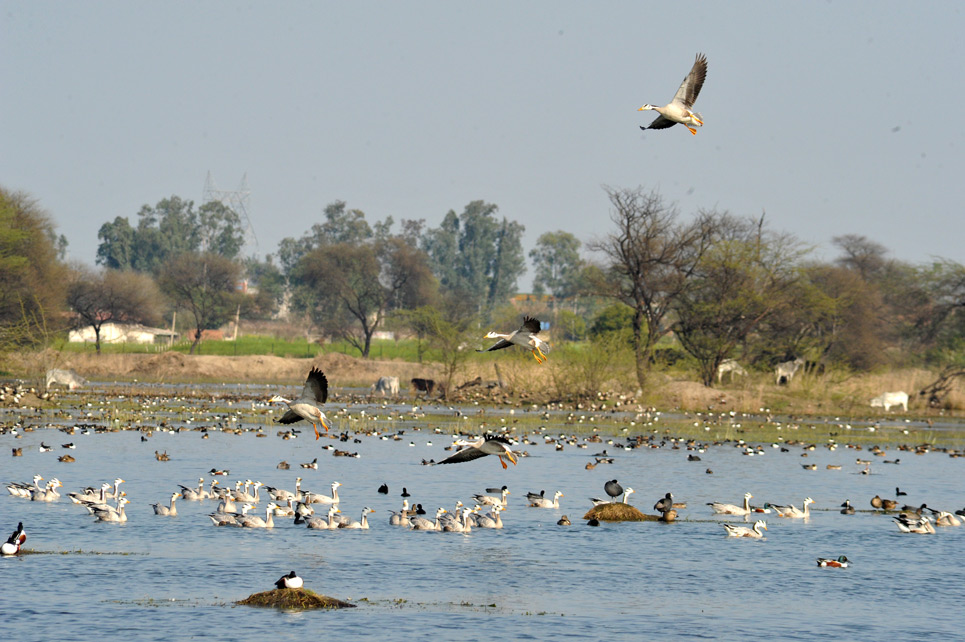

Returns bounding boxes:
[2,386,965,641]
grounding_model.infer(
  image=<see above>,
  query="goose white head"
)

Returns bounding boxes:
[637,104,656,111]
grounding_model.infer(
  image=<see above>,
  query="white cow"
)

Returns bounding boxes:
[373,376,400,396]
[870,391,908,412]
[774,357,805,385]
[716,359,747,383]
[45,368,87,391]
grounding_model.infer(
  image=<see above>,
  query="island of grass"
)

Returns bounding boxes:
[237,587,356,610]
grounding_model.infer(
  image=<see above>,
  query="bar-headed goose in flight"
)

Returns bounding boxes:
[478,316,550,364]
[638,53,708,135]
[270,367,331,439]
[435,436,518,469]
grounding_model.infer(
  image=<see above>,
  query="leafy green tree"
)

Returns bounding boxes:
[589,186,716,387]
[66,267,163,354]
[96,196,244,273]
[0,187,68,345]
[398,297,477,399]
[277,200,373,278]
[158,252,242,354]
[530,231,584,298]
[672,214,806,386]
[422,200,525,318]
[241,256,286,319]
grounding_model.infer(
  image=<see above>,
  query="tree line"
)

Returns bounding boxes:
[3,183,965,391]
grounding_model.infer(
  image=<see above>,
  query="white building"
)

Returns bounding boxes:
[68,322,178,345]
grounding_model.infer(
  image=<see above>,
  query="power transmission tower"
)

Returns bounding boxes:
[202,171,259,255]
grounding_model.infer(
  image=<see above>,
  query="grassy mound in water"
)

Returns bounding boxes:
[237,588,355,610]
[583,503,663,522]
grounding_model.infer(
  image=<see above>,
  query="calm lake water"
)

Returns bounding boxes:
[2,383,964,641]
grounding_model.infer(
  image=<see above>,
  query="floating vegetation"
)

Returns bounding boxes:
[17,549,144,556]
[237,588,355,610]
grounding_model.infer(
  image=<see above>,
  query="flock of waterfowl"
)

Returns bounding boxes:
[3,340,965,569]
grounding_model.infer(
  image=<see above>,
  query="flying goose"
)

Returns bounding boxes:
[638,53,708,135]
[435,436,518,469]
[269,367,331,439]
[478,316,550,364]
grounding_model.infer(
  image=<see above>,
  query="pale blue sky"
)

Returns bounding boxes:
[3,2,963,288]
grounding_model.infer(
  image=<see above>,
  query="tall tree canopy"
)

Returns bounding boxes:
[158,252,242,354]
[0,187,68,344]
[66,267,163,354]
[421,200,525,318]
[529,230,584,299]
[97,196,243,272]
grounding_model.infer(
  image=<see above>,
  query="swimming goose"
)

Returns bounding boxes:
[475,486,511,507]
[893,514,935,534]
[926,507,961,527]
[590,487,635,505]
[305,481,341,505]
[722,520,767,538]
[708,492,753,515]
[273,498,296,517]
[233,481,264,504]
[269,367,331,439]
[475,505,504,529]
[435,436,518,469]
[275,571,303,590]
[7,475,44,498]
[236,503,278,528]
[443,507,474,533]
[638,53,708,135]
[93,497,130,522]
[31,479,62,502]
[410,507,447,531]
[104,478,125,499]
[179,477,208,501]
[772,497,814,518]
[1,521,26,556]
[529,490,564,509]
[389,500,411,526]
[477,316,550,363]
[267,478,303,502]
[303,505,341,530]
[339,507,375,529]
[208,503,251,527]
[69,482,111,505]
[152,492,181,516]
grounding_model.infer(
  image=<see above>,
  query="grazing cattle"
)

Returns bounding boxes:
[716,359,747,384]
[410,378,435,396]
[870,391,909,412]
[45,368,87,391]
[774,358,805,385]
[372,376,400,396]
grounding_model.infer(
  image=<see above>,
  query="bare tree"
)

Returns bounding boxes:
[158,252,241,354]
[588,186,715,387]
[66,267,163,354]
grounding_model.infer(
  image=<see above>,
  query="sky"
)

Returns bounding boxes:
[3,2,964,290]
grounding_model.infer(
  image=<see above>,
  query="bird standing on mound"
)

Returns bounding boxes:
[434,435,518,469]
[638,53,708,135]
[478,316,550,364]
[270,368,331,440]
[275,571,303,589]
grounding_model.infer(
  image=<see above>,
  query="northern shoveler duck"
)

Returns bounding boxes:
[477,316,550,364]
[722,520,767,539]
[1,521,26,556]
[638,53,708,135]
[269,367,331,440]
[840,499,856,515]
[275,571,303,589]
[817,555,850,568]
[708,492,753,516]
[434,436,518,469]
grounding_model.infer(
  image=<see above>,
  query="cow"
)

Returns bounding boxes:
[410,378,435,396]
[716,359,747,384]
[45,368,87,391]
[870,391,909,412]
[372,376,400,396]
[775,357,805,385]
